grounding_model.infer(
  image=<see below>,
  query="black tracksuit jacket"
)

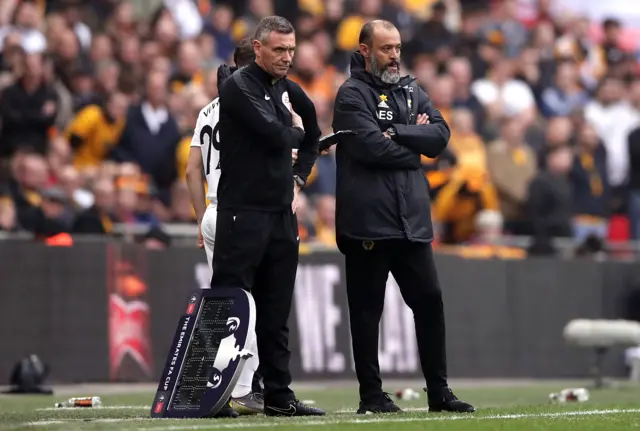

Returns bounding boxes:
[332,52,450,242]
[217,62,320,212]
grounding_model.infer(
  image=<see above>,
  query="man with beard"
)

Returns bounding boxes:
[331,20,476,414]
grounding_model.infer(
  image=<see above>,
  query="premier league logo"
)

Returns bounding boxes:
[151,288,256,419]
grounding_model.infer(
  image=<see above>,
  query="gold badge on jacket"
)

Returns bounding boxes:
[362,240,375,251]
[377,95,393,121]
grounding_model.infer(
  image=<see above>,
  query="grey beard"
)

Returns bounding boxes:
[371,56,400,84]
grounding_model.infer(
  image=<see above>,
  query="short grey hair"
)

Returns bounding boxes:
[253,16,295,44]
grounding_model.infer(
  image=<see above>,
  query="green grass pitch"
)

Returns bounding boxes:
[2,381,640,430]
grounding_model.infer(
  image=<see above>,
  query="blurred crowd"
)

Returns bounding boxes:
[0,0,640,256]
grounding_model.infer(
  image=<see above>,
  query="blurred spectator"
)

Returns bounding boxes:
[0,0,637,253]
[163,0,204,41]
[472,58,536,125]
[296,191,316,242]
[585,76,639,207]
[8,151,49,232]
[0,192,18,232]
[33,186,72,237]
[0,53,57,158]
[538,116,574,167]
[113,70,180,203]
[447,57,485,135]
[600,18,626,69]
[72,177,115,234]
[571,123,610,241]
[314,195,336,247]
[428,74,454,123]
[487,115,538,235]
[205,3,235,61]
[0,0,46,55]
[627,119,640,240]
[56,0,92,50]
[406,1,455,69]
[540,60,590,118]
[528,145,574,244]
[482,0,528,58]
[336,0,382,54]
[289,40,337,100]
[64,91,129,170]
[555,16,605,89]
[170,40,204,93]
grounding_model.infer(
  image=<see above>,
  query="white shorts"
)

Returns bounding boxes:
[201,204,217,269]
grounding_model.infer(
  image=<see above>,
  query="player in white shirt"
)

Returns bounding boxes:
[185,39,264,417]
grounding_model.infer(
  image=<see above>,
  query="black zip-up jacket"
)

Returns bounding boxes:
[332,51,449,242]
[217,61,320,211]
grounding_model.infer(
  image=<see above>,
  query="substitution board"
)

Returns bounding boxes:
[150,288,256,418]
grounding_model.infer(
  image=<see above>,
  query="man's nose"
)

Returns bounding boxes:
[283,51,293,63]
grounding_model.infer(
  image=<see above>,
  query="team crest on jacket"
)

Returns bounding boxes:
[377,94,389,108]
[362,240,375,250]
[377,94,393,121]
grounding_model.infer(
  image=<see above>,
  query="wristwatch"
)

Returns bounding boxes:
[293,175,305,189]
[386,127,397,136]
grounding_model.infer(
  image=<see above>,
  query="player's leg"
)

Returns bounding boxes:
[201,205,216,270]
[254,210,324,416]
[390,241,474,413]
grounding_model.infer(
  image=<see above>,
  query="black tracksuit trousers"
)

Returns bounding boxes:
[210,208,298,404]
[339,237,448,402]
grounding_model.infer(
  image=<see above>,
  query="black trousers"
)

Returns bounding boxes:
[210,208,298,404]
[339,237,447,402]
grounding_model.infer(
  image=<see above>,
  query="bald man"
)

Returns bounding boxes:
[332,20,475,414]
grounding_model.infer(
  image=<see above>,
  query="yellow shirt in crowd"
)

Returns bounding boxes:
[65,105,125,170]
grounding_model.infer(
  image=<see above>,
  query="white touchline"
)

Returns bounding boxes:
[116,408,640,431]
[37,405,150,411]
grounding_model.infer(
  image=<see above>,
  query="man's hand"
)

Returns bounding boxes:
[383,131,391,139]
[292,149,298,163]
[197,224,204,249]
[416,114,430,125]
[42,101,56,116]
[292,181,302,214]
[291,109,304,131]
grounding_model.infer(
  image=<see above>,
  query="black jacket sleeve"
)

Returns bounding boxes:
[333,85,420,170]
[527,176,549,236]
[287,80,320,182]
[0,85,58,129]
[392,87,450,158]
[220,73,305,150]
[111,107,136,162]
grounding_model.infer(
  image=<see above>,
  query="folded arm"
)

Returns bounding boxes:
[222,73,305,150]
[392,87,450,158]
[332,85,420,170]
[288,80,320,182]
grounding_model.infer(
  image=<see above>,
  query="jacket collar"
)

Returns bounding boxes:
[246,61,284,86]
[348,51,414,89]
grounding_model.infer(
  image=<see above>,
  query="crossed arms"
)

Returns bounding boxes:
[332,85,450,169]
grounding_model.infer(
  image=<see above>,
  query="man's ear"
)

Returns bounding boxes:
[359,43,370,59]
[253,40,261,56]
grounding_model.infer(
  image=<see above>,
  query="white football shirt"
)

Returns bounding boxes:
[190,98,221,202]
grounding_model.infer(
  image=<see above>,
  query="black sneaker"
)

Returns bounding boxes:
[264,399,326,417]
[357,393,402,414]
[213,400,240,418]
[426,387,475,413]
